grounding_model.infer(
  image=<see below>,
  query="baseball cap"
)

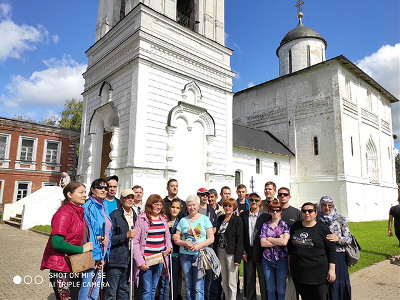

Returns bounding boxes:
[120,189,134,198]
[106,175,119,182]
[248,191,261,198]
[197,188,209,195]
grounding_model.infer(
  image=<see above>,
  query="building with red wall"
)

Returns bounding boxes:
[0,117,79,207]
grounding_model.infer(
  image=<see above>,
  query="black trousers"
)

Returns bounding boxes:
[294,282,329,300]
[243,251,267,300]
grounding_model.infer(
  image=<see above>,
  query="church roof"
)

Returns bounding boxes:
[235,55,399,104]
[233,123,295,157]
[276,19,327,56]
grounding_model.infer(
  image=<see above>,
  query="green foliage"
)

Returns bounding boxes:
[32,225,52,234]
[395,152,400,184]
[59,98,83,131]
[348,220,400,274]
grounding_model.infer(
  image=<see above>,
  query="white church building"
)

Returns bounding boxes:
[77,0,398,221]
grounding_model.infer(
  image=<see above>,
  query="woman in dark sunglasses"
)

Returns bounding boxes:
[79,178,113,299]
[288,202,336,300]
[260,200,290,300]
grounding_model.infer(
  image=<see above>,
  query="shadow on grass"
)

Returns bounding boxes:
[360,249,393,258]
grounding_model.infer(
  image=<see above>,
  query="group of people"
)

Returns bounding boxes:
[41,177,353,300]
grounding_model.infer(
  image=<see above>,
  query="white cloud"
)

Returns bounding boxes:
[0,55,86,109]
[356,43,400,146]
[248,81,255,88]
[0,3,54,62]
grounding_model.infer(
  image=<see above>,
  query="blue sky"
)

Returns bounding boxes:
[0,0,399,147]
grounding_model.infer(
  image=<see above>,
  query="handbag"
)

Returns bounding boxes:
[145,252,165,267]
[65,251,95,273]
[187,217,212,270]
[345,233,361,266]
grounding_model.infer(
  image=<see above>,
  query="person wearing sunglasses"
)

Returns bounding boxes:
[260,200,290,300]
[317,196,352,300]
[240,191,270,300]
[216,198,244,300]
[79,178,113,300]
[277,187,302,226]
[288,202,336,300]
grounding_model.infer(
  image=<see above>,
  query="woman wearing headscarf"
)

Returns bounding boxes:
[318,196,352,300]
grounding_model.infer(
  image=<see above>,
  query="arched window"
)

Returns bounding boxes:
[313,136,319,156]
[235,170,241,187]
[256,158,261,174]
[366,137,378,183]
[274,162,279,176]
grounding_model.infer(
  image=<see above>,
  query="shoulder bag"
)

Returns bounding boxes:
[345,233,361,266]
[187,216,211,270]
[65,252,95,274]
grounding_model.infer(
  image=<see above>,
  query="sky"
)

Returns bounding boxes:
[0,0,399,147]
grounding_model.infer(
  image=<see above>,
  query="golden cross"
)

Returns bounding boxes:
[295,0,305,12]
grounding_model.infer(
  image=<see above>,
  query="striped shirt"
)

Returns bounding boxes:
[144,217,166,256]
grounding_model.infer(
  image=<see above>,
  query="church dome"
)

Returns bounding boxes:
[276,18,327,56]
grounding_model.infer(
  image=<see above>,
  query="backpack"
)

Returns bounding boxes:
[345,233,361,266]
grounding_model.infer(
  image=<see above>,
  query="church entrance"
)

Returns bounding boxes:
[100,130,112,179]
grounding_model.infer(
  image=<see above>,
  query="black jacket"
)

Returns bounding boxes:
[240,209,271,263]
[108,206,138,268]
[216,214,244,264]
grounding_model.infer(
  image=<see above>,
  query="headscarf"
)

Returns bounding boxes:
[317,196,340,225]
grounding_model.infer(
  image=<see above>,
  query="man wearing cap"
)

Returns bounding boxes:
[104,189,138,300]
[240,191,270,300]
[105,175,120,213]
[197,187,217,300]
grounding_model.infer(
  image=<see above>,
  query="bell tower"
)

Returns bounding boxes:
[78,0,235,196]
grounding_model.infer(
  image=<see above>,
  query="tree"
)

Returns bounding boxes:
[58,98,83,131]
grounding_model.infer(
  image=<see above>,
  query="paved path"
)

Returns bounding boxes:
[0,223,399,299]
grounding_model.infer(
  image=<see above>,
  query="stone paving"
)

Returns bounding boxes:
[0,223,399,299]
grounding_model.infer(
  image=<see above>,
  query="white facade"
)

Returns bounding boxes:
[78,1,237,198]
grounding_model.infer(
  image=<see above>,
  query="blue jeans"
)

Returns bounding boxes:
[180,253,204,300]
[78,267,102,300]
[160,255,182,300]
[262,257,288,300]
[139,263,163,300]
[103,266,129,300]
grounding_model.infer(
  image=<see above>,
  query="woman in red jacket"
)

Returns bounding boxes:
[41,181,93,300]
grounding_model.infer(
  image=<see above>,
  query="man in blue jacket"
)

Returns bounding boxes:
[104,189,138,300]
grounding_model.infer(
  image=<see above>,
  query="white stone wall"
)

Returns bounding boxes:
[232,147,291,196]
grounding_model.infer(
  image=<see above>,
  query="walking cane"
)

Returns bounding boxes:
[129,225,134,300]
[100,222,106,300]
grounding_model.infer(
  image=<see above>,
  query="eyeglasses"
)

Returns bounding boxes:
[153,203,163,207]
[95,185,108,191]
[301,209,315,214]
[277,193,289,197]
[270,209,281,213]
[249,198,260,202]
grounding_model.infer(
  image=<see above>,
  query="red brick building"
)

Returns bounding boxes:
[0,117,80,206]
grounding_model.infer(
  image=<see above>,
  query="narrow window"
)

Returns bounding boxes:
[307,45,311,67]
[351,137,354,156]
[0,135,7,159]
[367,89,372,110]
[177,0,197,31]
[313,137,319,156]
[289,50,292,73]
[20,139,34,161]
[119,0,126,20]
[235,171,241,187]
[274,162,279,176]
[345,76,351,99]
[256,158,261,174]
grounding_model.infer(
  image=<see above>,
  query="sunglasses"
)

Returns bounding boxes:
[301,209,315,214]
[95,185,108,191]
[249,198,260,202]
[270,209,281,213]
[223,204,233,208]
[277,193,289,197]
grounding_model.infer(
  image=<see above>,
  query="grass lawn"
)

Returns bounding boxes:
[31,220,400,275]
[348,220,400,273]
